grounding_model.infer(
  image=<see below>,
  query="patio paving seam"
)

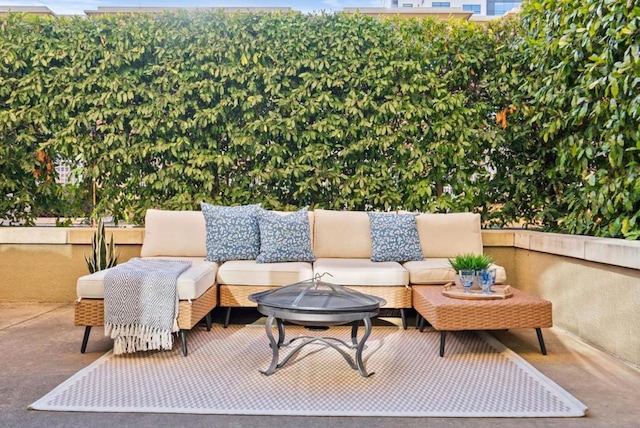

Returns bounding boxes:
[0,303,70,331]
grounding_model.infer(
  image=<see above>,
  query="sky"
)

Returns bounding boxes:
[2,0,382,15]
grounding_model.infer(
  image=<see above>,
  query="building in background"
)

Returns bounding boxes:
[343,6,473,20]
[83,6,292,16]
[0,6,55,15]
[381,0,521,16]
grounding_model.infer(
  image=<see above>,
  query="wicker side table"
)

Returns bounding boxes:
[412,285,552,357]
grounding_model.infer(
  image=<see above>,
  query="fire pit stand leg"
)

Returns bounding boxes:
[261,314,280,376]
[355,316,373,377]
[260,316,374,378]
[276,318,285,347]
[351,321,359,346]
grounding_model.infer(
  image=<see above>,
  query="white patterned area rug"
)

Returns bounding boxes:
[29,325,587,417]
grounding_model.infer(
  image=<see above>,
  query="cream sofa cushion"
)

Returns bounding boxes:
[76,257,217,301]
[217,260,313,286]
[140,209,206,257]
[313,209,372,258]
[415,213,483,258]
[403,258,507,285]
[313,258,409,286]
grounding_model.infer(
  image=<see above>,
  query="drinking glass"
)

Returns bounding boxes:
[479,269,497,294]
[459,269,475,294]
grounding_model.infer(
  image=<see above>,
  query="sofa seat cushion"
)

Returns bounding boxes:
[403,258,507,285]
[76,257,218,301]
[217,260,313,286]
[313,258,409,286]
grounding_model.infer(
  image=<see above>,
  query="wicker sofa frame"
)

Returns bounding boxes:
[75,284,218,356]
[220,284,412,328]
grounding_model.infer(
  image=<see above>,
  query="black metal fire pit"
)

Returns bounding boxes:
[249,274,386,377]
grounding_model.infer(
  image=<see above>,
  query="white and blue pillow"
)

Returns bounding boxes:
[200,202,261,263]
[368,212,424,263]
[256,208,316,263]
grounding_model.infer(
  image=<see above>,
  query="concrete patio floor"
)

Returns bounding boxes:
[2,302,640,428]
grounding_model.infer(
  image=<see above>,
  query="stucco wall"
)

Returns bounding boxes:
[0,243,140,302]
[513,249,639,365]
[482,230,640,365]
[0,228,141,303]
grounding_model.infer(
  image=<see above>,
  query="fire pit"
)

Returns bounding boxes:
[249,274,386,377]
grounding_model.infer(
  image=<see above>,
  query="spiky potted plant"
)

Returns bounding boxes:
[85,218,119,273]
[448,253,494,289]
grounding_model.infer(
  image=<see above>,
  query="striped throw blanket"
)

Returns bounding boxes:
[104,258,192,355]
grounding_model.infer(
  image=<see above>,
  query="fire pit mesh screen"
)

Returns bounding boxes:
[249,273,386,312]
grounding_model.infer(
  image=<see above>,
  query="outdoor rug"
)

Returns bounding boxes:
[29,325,587,417]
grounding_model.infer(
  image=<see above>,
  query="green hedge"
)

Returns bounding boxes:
[518,0,640,239]
[0,6,637,239]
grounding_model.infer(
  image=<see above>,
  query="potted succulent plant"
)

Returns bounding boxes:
[84,218,119,273]
[448,253,494,289]
[448,253,494,272]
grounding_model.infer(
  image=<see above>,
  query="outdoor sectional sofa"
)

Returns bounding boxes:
[75,206,506,355]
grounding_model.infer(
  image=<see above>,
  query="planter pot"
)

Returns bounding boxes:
[454,274,481,290]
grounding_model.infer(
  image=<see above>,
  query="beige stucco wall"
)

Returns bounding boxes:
[0,244,141,303]
[513,250,639,365]
[0,228,141,303]
[0,227,638,366]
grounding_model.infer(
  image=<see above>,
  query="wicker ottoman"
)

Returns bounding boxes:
[412,285,552,357]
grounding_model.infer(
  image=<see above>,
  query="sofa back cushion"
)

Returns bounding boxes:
[140,209,207,257]
[313,209,372,258]
[416,213,483,258]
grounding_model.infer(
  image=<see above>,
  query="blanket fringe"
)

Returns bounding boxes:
[105,323,174,355]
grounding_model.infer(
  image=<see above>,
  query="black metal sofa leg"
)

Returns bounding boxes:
[400,308,407,330]
[180,330,188,356]
[205,311,212,331]
[80,326,92,353]
[223,307,231,328]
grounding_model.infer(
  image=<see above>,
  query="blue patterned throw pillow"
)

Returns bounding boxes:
[200,202,261,263]
[368,213,424,263]
[256,208,316,263]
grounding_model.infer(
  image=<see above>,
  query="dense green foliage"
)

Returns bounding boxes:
[0,5,637,239]
[518,0,640,239]
[0,12,515,224]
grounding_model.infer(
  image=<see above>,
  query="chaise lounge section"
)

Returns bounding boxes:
[75,210,219,356]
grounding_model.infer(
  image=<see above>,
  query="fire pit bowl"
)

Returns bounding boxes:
[249,275,386,326]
